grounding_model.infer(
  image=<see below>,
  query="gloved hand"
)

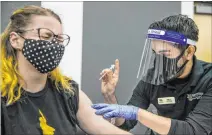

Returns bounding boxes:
[92,103,139,120]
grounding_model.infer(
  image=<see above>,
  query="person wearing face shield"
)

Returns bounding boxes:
[92,15,212,135]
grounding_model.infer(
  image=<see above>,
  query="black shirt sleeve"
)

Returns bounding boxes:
[69,80,80,114]
[168,84,212,135]
[60,79,80,127]
[1,102,5,135]
[118,80,151,131]
[68,80,80,115]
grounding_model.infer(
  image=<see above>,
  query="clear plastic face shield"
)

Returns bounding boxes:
[137,29,196,85]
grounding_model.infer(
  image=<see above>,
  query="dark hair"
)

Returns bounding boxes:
[149,14,199,41]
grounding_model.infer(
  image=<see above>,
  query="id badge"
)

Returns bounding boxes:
[158,97,176,105]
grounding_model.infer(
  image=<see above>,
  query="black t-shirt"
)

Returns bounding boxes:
[1,79,79,135]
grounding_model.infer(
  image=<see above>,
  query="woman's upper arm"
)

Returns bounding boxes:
[76,90,131,135]
[76,89,100,133]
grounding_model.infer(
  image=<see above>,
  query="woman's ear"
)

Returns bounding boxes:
[185,45,195,60]
[9,32,23,50]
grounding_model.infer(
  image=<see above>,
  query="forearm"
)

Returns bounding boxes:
[137,108,171,135]
[103,93,126,126]
[137,109,206,135]
[103,93,118,104]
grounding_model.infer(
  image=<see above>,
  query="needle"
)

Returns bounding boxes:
[99,64,115,80]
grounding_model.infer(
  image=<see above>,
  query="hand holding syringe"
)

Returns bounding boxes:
[99,64,115,80]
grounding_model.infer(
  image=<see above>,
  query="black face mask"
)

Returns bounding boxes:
[146,49,188,84]
[164,51,188,82]
[22,38,65,73]
[161,49,188,82]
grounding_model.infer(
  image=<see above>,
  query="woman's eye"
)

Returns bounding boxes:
[42,36,50,38]
[40,35,51,40]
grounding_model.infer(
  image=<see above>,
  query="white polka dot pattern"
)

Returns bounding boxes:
[22,39,65,73]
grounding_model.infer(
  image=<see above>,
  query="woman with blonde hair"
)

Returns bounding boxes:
[1,5,131,135]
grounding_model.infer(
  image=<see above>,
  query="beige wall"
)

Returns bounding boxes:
[194,14,212,62]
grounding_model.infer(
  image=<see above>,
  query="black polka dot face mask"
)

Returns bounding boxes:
[22,38,65,73]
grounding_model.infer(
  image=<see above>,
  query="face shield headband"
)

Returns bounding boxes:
[136,29,196,85]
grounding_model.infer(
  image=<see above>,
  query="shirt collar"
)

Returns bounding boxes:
[189,56,204,86]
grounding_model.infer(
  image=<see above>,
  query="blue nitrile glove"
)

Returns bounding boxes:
[91,103,139,120]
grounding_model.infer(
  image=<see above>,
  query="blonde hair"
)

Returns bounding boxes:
[0,5,73,105]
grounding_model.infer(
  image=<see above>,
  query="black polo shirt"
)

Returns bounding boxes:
[119,56,212,135]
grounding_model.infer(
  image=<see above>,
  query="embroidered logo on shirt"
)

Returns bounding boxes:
[39,110,55,135]
[187,92,203,101]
